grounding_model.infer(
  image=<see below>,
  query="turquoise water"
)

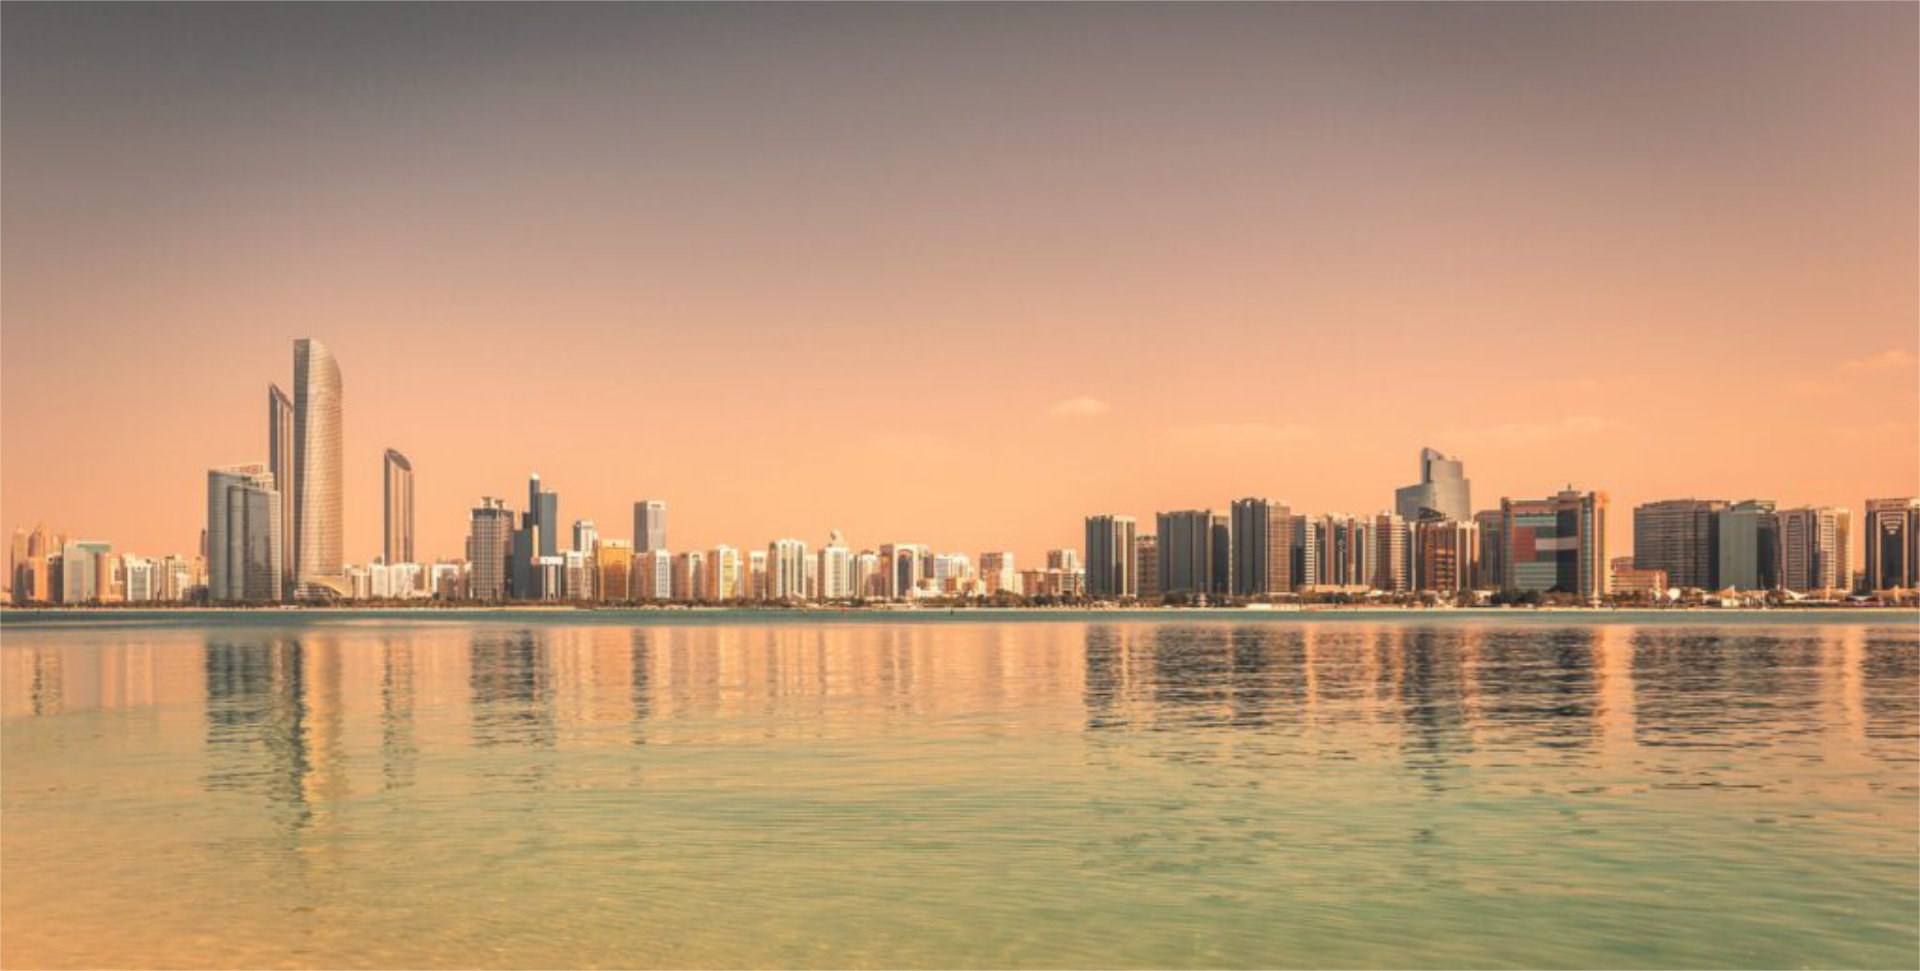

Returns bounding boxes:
[2,612,1915,968]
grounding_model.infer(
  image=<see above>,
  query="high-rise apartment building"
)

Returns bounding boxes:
[880,544,924,599]
[291,338,345,598]
[1157,510,1227,598]
[1778,507,1852,593]
[768,539,810,600]
[673,550,707,601]
[1716,500,1778,591]
[1371,513,1410,593]
[1472,510,1505,589]
[1135,535,1159,601]
[979,551,1017,596]
[1864,498,1920,591]
[637,549,673,601]
[747,550,770,600]
[709,545,742,600]
[1084,515,1138,599]
[268,384,295,590]
[633,500,666,552]
[1289,515,1317,589]
[1229,499,1293,598]
[383,448,414,565]
[1307,514,1373,589]
[466,497,515,602]
[526,474,559,557]
[207,464,282,603]
[1633,499,1726,590]
[1500,489,1609,599]
[1394,447,1472,523]
[1412,518,1477,594]
[819,532,854,600]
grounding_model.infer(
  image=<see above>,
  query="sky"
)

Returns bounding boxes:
[3,3,1915,569]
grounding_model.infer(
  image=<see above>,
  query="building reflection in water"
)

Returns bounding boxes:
[3,617,1914,818]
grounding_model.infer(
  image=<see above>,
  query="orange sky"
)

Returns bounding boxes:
[3,4,1915,569]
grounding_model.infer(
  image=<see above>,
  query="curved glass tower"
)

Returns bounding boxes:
[293,338,346,597]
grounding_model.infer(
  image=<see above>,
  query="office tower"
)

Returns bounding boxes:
[595,539,633,603]
[1500,489,1610,598]
[573,520,598,554]
[979,551,1016,596]
[526,474,559,556]
[1473,510,1506,590]
[207,464,282,603]
[1229,499,1293,598]
[635,549,672,601]
[1371,513,1410,593]
[672,551,706,602]
[1779,507,1852,593]
[570,520,598,599]
[510,516,537,599]
[1610,556,1668,597]
[880,544,924,599]
[1084,515,1138,599]
[767,539,809,600]
[1412,518,1477,594]
[1304,514,1370,588]
[819,532,854,600]
[382,448,415,566]
[466,498,515,602]
[291,338,345,598]
[1394,447,1472,523]
[268,384,295,588]
[1156,510,1226,598]
[1716,500,1778,591]
[633,500,667,552]
[1633,499,1726,590]
[1864,498,1919,591]
[56,541,109,604]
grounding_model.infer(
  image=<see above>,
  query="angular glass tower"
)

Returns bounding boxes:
[1394,447,1471,523]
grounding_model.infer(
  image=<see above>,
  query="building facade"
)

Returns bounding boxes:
[383,448,414,566]
[208,464,282,603]
[1633,498,1726,590]
[1500,489,1609,599]
[1778,507,1852,593]
[291,338,345,598]
[1084,515,1138,599]
[1394,447,1472,523]
[1864,498,1920,591]
[1230,499,1293,598]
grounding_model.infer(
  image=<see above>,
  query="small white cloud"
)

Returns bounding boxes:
[1843,349,1917,372]
[1049,396,1110,419]
[1448,415,1620,447]
[1175,422,1317,446]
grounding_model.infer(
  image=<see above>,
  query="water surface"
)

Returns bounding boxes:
[3,613,1915,968]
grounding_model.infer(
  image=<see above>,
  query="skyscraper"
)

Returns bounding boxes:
[1371,512,1410,593]
[59,541,112,604]
[819,531,854,600]
[1229,499,1292,598]
[207,464,282,603]
[527,474,559,557]
[466,497,515,602]
[292,339,345,598]
[383,448,414,565]
[1083,515,1138,599]
[1157,510,1224,599]
[768,539,810,601]
[709,545,742,600]
[1716,500,1778,591]
[633,500,666,552]
[1500,489,1609,599]
[1864,498,1920,591]
[1412,518,1478,594]
[1633,499,1726,590]
[1779,507,1852,593]
[1394,447,1472,523]
[268,384,295,590]
[1135,535,1160,602]
[595,539,633,603]
[1473,509,1505,589]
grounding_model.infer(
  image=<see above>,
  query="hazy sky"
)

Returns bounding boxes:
[4,3,1915,567]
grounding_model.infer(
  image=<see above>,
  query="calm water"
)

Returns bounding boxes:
[2,612,1916,969]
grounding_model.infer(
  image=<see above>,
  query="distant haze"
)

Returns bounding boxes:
[3,3,1914,566]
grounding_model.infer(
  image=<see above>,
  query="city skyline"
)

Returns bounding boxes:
[2,4,1915,568]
